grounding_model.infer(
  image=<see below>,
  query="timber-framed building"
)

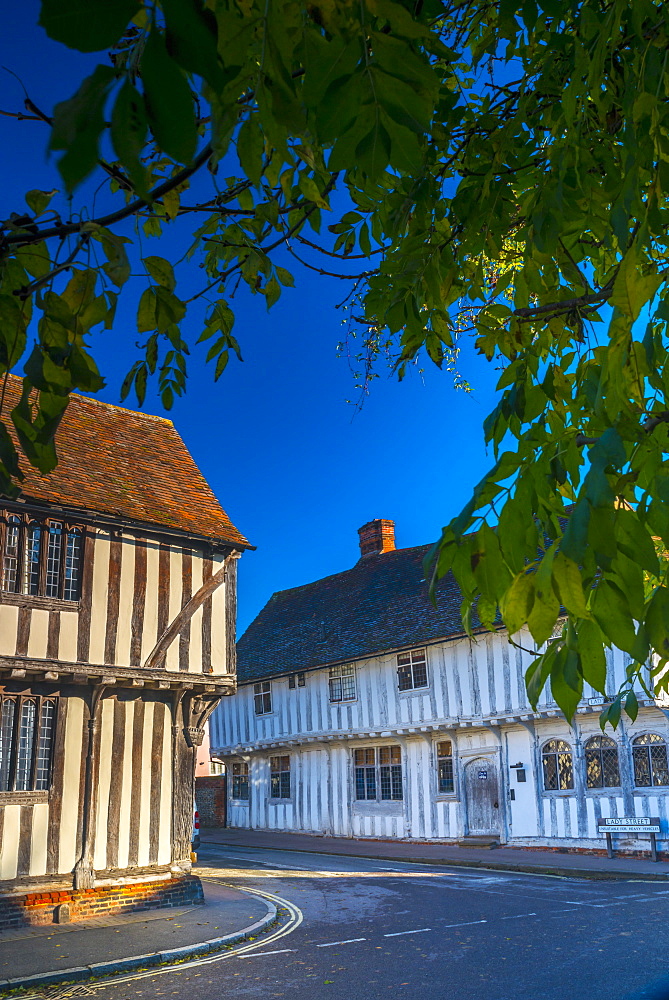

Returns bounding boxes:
[0,376,250,926]
[211,519,669,855]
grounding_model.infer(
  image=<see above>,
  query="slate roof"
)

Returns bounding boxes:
[237,543,478,683]
[0,375,250,549]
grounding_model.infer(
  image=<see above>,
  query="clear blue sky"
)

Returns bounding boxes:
[1,4,501,633]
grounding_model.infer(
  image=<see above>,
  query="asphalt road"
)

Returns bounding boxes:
[77,844,669,1000]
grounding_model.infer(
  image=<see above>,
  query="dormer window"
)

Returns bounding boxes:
[1,511,83,602]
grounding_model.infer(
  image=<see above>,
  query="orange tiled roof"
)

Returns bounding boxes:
[0,375,250,549]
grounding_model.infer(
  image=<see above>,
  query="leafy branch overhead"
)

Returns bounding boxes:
[4,0,669,720]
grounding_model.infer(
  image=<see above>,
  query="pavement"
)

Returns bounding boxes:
[0,877,275,991]
[202,825,669,879]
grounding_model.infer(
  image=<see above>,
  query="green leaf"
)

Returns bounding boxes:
[500,571,534,635]
[577,619,607,694]
[141,27,197,164]
[625,689,639,723]
[550,647,582,722]
[137,288,157,333]
[16,242,50,280]
[237,116,265,186]
[646,586,669,661]
[592,580,638,655]
[143,256,176,291]
[265,275,281,309]
[39,0,139,52]
[356,120,391,179]
[0,296,28,370]
[610,246,662,321]
[25,189,57,216]
[111,79,149,198]
[161,0,224,91]
[49,64,115,190]
[552,553,590,618]
[275,267,294,287]
[561,501,590,563]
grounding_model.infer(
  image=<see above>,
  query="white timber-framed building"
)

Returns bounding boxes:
[211,519,669,854]
[0,376,250,926]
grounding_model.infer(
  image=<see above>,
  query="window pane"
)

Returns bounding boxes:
[2,516,20,592]
[15,700,36,791]
[557,751,573,790]
[270,773,280,797]
[341,671,356,700]
[365,767,376,799]
[270,756,280,771]
[439,758,454,793]
[412,661,428,688]
[391,764,403,799]
[390,746,401,764]
[35,700,56,790]
[63,529,82,601]
[601,746,620,787]
[380,765,392,799]
[23,523,41,596]
[330,676,342,702]
[437,741,452,758]
[379,746,390,765]
[585,748,603,789]
[397,664,413,690]
[45,522,63,598]
[280,771,291,798]
[542,753,558,791]
[633,747,652,786]
[355,766,367,799]
[263,692,272,713]
[650,744,669,786]
[0,699,15,791]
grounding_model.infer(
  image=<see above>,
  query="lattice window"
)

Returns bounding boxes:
[542,739,574,791]
[288,672,306,689]
[231,761,249,800]
[270,755,290,798]
[585,735,620,788]
[0,695,57,792]
[329,664,356,702]
[632,733,669,787]
[437,740,455,793]
[354,746,403,801]
[397,649,428,691]
[254,681,272,715]
[0,510,83,601]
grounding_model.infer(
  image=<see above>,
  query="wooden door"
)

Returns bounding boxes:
[464,758,500,836]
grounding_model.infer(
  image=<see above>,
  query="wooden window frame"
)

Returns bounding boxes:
[354,746,403,801]
[253,681,272,715]
[0,694,58,793]
[632,733,669,788]
[0,509,85,604]
[397,649,428,692]
[436,740,455,794]
[269,755,291,799]
[329,664,356,703]
[541,739,574,791]
[231,761,249,800]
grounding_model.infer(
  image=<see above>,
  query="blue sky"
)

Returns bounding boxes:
[1,4,501,633]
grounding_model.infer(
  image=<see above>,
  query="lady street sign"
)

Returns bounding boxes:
[597,817,661,861]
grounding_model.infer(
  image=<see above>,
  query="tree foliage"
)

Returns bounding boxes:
[4,0,669,722]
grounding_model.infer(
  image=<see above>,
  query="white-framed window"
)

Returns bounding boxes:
[632,734,669,787]
[354,746,403,801]
[254,681,272,715]
[231,761,249,799]
[542,739,574,791]
[397,648,428,691]
[288,672,306,689]
[329,664,356,702]
[270,755,291,798]
[436,740,454,794]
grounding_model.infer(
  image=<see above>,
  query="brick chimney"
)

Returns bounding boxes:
[358,519,396,558]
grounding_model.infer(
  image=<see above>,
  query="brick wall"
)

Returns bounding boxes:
[195,776,226,827]
[0,874,204,930]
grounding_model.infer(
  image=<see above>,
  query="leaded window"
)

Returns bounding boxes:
[270,755,290,798]
[0,511,83,602]
[354,746,402,801]
[254,681,272,715]
[542,739,574,791]
[397,649,428,691]
[0,695,57,792]
[329,664,356,702]
[632,734,669,787]
[288,672,305,689]
[231,761,249,800]
[585,735,620,788]
[437,740,454,793]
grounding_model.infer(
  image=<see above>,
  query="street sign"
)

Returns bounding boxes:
[597,817,661,834]
[477,769,487,780]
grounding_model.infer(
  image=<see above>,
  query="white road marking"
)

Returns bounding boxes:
[441,919,487,928]
[500,912,537,920]
[316,938,367,947]
[237,949,297,958]
[384,928,432,937]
